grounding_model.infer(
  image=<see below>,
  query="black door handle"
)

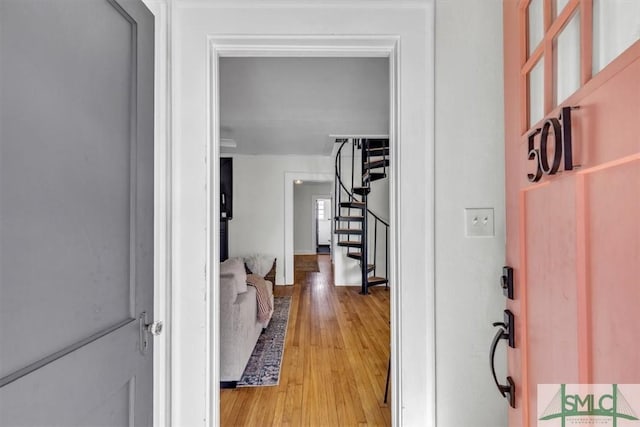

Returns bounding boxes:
[490,309,515,408]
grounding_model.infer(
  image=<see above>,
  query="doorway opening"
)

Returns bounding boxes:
[314,197,332,254]
[293,181,333,256]
[209,37,401,426]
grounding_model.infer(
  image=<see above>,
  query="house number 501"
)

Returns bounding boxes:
[527,106,577,183]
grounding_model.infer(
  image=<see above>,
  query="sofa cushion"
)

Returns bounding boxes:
[220,257,247,294]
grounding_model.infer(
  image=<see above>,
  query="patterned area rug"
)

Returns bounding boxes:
[294,255,319,272]
[237,296,291,387]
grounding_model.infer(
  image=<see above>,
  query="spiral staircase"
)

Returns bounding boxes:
[334,137,390,295]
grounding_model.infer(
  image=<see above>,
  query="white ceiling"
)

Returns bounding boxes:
[219,57,389,155]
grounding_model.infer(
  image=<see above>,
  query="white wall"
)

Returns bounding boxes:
[173,2,434,426]
[293,182,332,254]
[434,1,506,426]
[228,155,333,283]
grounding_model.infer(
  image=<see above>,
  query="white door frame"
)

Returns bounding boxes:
[172,5,436,424]
[141,1,172,425]
[207,36,405,426]
[285,173,334,279]
[312,195,332,250]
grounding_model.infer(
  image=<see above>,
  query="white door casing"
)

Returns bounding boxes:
[140,1,172,425]
[210,37,401,425]
[173,3,435,426]
[284,172,334,283]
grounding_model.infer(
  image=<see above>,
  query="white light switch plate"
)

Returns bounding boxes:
[465,208,495,237]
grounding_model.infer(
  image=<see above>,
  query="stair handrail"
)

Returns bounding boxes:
[366,201,389,227]
[334,138,356,206]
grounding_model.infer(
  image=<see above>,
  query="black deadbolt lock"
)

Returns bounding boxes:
[501,266,514,300]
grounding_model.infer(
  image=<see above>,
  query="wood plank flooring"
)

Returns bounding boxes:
[220,254,391,426]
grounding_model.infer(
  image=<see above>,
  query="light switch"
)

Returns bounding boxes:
[465,208,494,237]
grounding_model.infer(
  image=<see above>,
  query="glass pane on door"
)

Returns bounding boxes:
[528,0,545,56]
[553,0,570,18]
[529,58,545,127]
[593,0,640,74]
[554,10,581,105]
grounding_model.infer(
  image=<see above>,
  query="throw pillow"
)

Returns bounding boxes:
[244,254,275,278]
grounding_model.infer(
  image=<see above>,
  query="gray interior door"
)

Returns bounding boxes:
[0,0,155,425]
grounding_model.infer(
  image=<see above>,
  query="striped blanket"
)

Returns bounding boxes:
[246,274,273,324]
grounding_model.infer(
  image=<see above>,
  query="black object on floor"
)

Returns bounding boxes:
[316,245,331,254]
[220,381,237,389]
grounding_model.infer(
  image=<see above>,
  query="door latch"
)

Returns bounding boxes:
[139,311,163,355]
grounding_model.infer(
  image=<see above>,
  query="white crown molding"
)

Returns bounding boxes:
[329,134,390,141]
[208,35,399,58]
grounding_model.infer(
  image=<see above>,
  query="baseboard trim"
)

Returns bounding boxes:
[294,250,316,255]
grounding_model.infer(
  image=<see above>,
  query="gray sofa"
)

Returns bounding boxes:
[219,258,274,386]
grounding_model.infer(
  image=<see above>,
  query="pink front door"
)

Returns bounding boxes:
[504,1,640,426]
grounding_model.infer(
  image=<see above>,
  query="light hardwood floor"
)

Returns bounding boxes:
[220,254,391,426]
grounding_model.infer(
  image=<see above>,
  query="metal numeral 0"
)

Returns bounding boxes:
[527,106,576,183]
